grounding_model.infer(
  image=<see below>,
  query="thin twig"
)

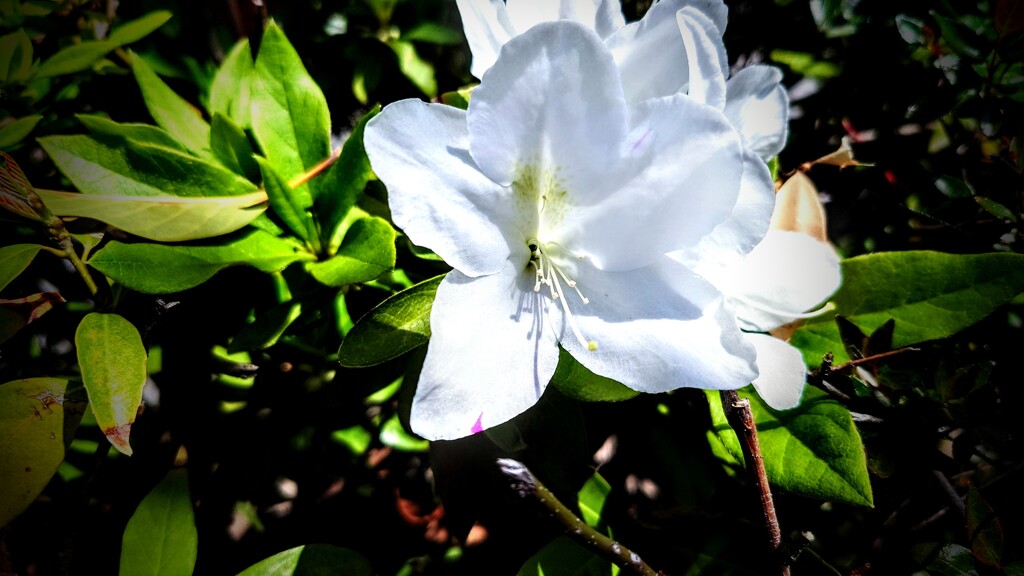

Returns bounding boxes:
[719,390,790,576]
[496,459,659,576]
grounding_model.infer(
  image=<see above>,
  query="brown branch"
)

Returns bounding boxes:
[496,459,660,576]
[719,390,790,576]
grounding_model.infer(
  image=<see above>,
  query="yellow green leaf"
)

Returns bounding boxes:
[36,188,267,242]
[75,313,147,456]
[0,378,71,528]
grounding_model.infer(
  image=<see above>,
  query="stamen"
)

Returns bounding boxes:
[526,239,598,351]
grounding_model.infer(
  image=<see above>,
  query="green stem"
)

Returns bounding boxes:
[496,458,659,576]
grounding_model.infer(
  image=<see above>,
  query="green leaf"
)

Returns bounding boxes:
[388,40,437,97]
[120,469,197,576]
[38,134,258,198]
[927,543,980,576]
[226,301,302,353]
[34,40,116,78]
[707,386,873,506]
[769,49,840,79]
[316,106,379,250]
[0,378,71,528]
[550,347,638,402]
[237,544,373,576]
[791,252,1024,367]
[35,188,267,242]
[108,11,172,46]
[250,21,332,202]
[0,29,33,82]
[577,471,611,529]
[0,115,42,149]
[75,312,147,456]
[896,15,927,45]
[76,114,187,152]
[256,155,314,242]
[130,52,212,156]
[210,113,259,182]
[975,196,1018,222]
[88,230,315,294]
[379,413,429,452]
[208,39,254,129]
[306,216,396,287]
[967,484,1004,568]
[0,244,43,293]
[518,536,614,576]
[402,22,463,45]
[337,274,442,367]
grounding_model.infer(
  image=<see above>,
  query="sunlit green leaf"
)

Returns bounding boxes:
[210,113,259,182]
[108,11,172,46]
[577,471,611,529]
[0,115,42,149]
[250,21,332,202]
[256,156,314,242]
[0,378,70,528]
[388,40,437,97]
[316,106,379,250]
[76,114,187,152]
[130,51,212,156]
[706,386,873,507]
[88,230,315,294]
[337,274,442,367]
[120,469,197,576]
[237,544,372,576]
[791,251,1024,367]
[550,347,637,402]
[39,134,258,198]
[379,413,428,452]
[0,244,43,293]
[208,39,254,129]
[36,188,267,242]
[0,29,33,82]
[35,40,116,78]
[402,22,463,45]
[306,216,396,287]
[75,313,147,456]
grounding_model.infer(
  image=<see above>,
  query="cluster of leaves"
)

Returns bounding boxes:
[2,1,1024,575]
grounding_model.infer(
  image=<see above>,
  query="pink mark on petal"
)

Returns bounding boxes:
[471,413,484,435]
[630,128,652,154]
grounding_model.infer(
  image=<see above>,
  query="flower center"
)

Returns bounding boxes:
[527,239,598,352]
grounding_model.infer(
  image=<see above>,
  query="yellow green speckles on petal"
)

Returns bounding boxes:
[512,163,570,233]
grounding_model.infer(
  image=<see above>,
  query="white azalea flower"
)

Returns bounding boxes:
[672,175,842,411]
[364,22,764,440]
[456,0,788,158]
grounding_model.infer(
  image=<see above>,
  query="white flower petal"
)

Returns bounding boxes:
[729,230,842,332]
[468,21,628,190]
[677,6,729,109]
[504,0,560,34]
[747,332,807,410]
[505,0,626,38]
[724,65,790,160]
[605,0,692,102]
[410,263,561,441]
[684,0,729,34]
[456,0,516,80]
[364,100,516,277]
[557,256,758,393]
[567,93,743,270]
[669,147,775,285]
